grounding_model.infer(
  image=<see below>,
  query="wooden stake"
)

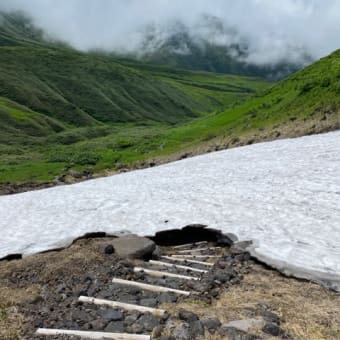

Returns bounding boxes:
[149,260,208,273]
[79,296,165,316]
[134,266,199,281]
[161,256,214,267]
[35,328,150,339]
[112,278,191,295]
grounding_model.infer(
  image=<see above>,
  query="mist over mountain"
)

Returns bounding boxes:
[0,0,339,78]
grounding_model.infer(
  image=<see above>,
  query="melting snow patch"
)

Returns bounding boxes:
[1,131,340,290]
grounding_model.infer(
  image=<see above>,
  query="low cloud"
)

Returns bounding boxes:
[1,0,339,65]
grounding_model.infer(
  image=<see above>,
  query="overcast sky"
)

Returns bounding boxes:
[1,0,339,65]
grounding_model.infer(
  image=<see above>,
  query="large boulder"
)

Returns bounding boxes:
[112,235,156,259]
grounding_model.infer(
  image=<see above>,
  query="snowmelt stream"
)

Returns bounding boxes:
[1,131,340,289]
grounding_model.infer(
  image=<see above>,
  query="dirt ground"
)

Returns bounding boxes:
[0,237,339,339]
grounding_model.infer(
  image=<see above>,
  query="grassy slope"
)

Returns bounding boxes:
[0,53,268,184]
[2,50,340,185]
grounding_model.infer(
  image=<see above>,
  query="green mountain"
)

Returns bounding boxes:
[0,11,269,186]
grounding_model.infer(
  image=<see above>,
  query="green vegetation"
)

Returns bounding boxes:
[1,11,340,187]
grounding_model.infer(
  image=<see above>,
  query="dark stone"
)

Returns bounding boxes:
[189,320,205,338]
[260,310,281,324]
[137,313,160,332]
[200,317,221,333]
[89,319,107,330]
[105,321,125,333]
[262,323,282,336]
[128,323,145,334]
[124,313,140,326]
[178,309,199,322]
[214,272,232,283]
[104,244,114,255]
[158,293,177,304]
[217,233,238,246]
[140,298,158,308]
[97,309,124,321]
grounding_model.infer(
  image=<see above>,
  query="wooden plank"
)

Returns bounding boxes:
[169,255,219,259]
[161,256,214,267]
[134,266,199,281]
[177,247,221,254]
[35,328,150,339]
[112,278,191,296]
[79,296,165,316]
[149,260,208,273]
[173,241,208,249]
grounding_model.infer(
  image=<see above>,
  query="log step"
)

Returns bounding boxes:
[161,256,215,267]
[134,266,199,281]
[176,247,221,254]
[112,278,191,295]
[169,255,219,259]
[79,296,166,316]
[35,328,150,339]
[149,260,208,273]
[173,241,208,249]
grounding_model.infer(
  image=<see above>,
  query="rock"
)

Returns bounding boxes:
[140,298,158,307]
[258,310,280,324]
[104,244,114,255]
[97,308,124,321]
[112,235,156,259]
[189,320,205,338]
[137,313,160,332]
[172,322,190,340]
[214,272,232,283]
[217,233,238,246]
[218,326,259,339]
[200,317,221,333]
[128,323,145,334]
[124,313,140,326]
[89,319,107,330]
[105,321,125,333]
[224,319,265,332]
[152,246,162,259]
[158,292,177,304]
[262,322,282,336]
[178,309,199,322]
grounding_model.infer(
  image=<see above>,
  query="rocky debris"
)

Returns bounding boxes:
[3,235,292,339]
[112,235,156,259]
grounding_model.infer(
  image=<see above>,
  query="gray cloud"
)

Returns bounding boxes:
[0,0,339,65]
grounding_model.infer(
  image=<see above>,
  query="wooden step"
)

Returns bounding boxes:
[35,328,150,339]
[79,296,166,316]
[112,278,191,295]
[134,266,199,281]
[176,247,221,254]
[161,256,214,267]
[168,254,219,259]
[173,241,208,249]
[149,260,208,273]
